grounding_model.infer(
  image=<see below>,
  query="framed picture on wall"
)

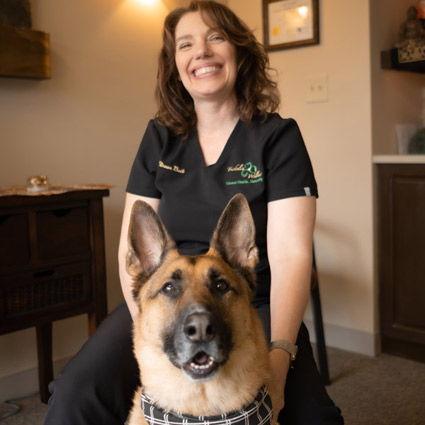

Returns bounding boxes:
[263,0,319,51]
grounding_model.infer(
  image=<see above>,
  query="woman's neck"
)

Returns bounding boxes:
[195,95,239,136]
[194,96,240,167]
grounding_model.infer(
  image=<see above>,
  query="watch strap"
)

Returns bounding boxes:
[269,339,298,363]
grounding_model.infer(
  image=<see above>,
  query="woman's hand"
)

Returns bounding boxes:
[269,348,291,423]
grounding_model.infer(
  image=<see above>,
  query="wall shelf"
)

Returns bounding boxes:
[381,48,425,74]
[0,26,51,79]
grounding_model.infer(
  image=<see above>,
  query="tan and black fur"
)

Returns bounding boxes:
[125,194,273,425]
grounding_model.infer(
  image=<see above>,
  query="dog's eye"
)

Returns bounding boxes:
[214,279,229,293]
[161,282,177,296]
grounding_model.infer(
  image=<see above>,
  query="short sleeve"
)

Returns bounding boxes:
[265,118,318,202]
[126,120,163,198]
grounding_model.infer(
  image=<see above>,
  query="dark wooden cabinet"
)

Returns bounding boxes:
[377,164,425,363]
[0,188,109,402]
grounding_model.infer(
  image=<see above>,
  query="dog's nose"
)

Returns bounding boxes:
[184,313,215,342]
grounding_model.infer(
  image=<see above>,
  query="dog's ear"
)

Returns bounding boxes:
[210,194,259,273]
[127,200,176,288]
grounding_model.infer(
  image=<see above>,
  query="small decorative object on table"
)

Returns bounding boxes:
[26,175,50,193]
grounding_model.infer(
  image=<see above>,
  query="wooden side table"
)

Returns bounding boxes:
[0,185,110,403]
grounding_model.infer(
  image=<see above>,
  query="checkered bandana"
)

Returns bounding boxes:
[141,386,273,425]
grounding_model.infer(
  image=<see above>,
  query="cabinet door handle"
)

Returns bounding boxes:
[33,270,55,279]
[52,208,73,217]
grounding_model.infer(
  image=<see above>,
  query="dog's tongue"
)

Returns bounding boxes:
[185,352,218,378]
[193,352,210,365]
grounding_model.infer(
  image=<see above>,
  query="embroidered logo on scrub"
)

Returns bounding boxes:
[226,162,263,186]
[158,161,185,174]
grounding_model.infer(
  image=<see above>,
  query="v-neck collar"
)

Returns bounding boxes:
[189,119,243,169]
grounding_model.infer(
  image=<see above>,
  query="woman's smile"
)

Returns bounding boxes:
[193,64,222,78]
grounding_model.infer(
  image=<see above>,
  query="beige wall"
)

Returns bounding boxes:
[1,0,423,400]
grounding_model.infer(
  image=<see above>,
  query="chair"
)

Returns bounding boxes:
[310,245,330,385]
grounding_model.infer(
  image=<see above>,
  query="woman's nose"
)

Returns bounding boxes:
[195,41,212,59]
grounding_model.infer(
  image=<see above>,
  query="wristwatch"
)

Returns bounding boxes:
[269,340,298,367]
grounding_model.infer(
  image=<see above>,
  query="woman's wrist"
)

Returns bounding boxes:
[269,348,290,414]
[269,347,291,377]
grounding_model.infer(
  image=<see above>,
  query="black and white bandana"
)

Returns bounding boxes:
[141,386,273,425]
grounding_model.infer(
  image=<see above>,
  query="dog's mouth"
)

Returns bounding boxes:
[183,351,219,380]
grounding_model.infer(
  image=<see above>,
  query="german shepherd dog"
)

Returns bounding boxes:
[125,194,274,425]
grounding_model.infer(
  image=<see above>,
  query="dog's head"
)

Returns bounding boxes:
[127,194,261,387]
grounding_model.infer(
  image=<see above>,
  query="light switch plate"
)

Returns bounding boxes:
[307,74,328,103]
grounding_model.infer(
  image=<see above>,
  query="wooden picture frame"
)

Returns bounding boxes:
[263,0,319,51]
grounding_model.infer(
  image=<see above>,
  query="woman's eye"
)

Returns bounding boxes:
[210,34,224,42]
[178,42,191,50]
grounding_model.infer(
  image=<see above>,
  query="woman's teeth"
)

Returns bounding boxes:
[194,66,220,77]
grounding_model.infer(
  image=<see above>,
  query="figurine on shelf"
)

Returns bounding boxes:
[399,6,424,45]
[396,5,425,63]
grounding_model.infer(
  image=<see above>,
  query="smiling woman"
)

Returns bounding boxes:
[42,2,343,425]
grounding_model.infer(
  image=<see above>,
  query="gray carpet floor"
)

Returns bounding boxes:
[1,346,425,424]
[325,348,425,424]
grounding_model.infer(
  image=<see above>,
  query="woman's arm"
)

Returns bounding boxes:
[118,192,160,321]
[267,196,316,418]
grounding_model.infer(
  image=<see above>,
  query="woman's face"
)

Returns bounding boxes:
[174,11,238,106]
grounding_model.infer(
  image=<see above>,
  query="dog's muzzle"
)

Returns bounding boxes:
[163,304,233,381]
[141,386,273,425]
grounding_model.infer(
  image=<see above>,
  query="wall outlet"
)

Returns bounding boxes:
[307,74,328,103]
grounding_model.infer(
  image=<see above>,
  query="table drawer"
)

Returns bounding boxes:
[36,207,90,259]
[0,262,92,322]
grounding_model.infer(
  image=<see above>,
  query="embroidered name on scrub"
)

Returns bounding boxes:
[159,161,185,174]
[226,162,263,186]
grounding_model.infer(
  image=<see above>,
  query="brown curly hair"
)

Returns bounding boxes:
[155,0,280,137]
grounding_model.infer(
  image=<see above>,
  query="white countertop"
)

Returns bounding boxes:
[373,155,425,164]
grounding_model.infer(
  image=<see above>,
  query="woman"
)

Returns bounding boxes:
[44,2,343,424]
